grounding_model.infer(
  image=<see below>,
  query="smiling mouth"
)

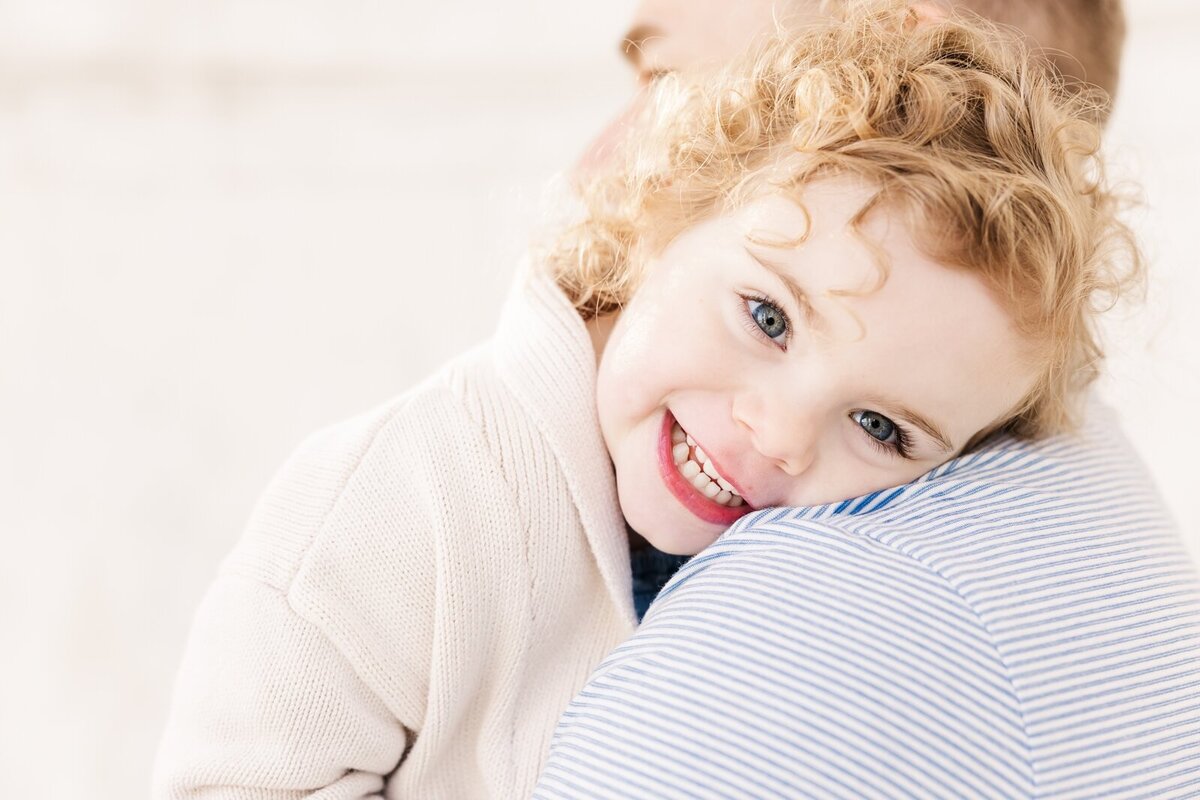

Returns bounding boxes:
[657,411,754,526]
[668,422,745,507]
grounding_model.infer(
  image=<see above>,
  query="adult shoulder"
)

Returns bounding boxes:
[539,519,1038,799]
[536,403,1200,799]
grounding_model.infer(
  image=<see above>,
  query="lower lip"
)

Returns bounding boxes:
[657,411,753,527]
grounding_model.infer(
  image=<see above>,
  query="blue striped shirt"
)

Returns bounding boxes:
[535,403,1200,799]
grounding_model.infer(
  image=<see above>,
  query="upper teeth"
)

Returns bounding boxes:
[671,422,744,507]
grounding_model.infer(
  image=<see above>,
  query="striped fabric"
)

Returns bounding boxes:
[535,403,1200,799]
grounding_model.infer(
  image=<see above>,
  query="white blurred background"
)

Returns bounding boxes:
[0,1,1196,797]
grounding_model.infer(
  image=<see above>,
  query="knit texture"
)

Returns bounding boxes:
[153,264,636,799]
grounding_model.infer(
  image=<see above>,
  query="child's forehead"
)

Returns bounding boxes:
[727,177,908,271]
[719,180,1032,356]
[733,178,877,238]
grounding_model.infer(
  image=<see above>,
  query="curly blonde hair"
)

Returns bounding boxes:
[544,0,1141,440]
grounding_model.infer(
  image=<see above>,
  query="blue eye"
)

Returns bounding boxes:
[747,297,788,342]
[851,410,914,459]
[854,410,897,444]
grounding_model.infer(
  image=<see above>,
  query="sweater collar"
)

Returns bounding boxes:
[491,258,635,626]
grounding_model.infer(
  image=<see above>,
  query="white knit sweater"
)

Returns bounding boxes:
[153,265,637,799]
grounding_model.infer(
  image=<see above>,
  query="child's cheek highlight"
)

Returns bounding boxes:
[602,317,671,412]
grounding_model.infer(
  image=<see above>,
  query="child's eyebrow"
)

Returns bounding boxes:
[742,245,824,332]
[890,405,956,454]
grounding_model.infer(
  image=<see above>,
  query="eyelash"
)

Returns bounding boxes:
[737,291,792,350]
[737,292,914,461]
[859,417,915,461]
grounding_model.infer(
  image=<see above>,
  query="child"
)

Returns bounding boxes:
[154,2,1139,797]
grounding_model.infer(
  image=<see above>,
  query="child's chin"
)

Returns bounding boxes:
[622,500,720,555]
[640,526,716,557]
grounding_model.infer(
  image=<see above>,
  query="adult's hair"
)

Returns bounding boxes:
[951,0,1126,117]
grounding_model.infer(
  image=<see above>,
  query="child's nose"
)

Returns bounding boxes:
[732,392,818,478]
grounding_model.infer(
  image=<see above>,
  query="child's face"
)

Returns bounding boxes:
[595,177,1038,555]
